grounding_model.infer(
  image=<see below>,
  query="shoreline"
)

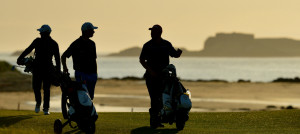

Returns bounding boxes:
[1,61,300,112]
[2,92,297,113]
[2,57,300,83]
[1,79,300,112]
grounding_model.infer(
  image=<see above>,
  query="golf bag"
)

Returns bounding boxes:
[161,64,192,130]
[16,56,34,73]
[16,56,61,87]
[54,73,98,134]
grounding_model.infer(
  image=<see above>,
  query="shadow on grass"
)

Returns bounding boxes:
[0,114,40,128]
[57,120,84,134]
[131,126,179,134]
[64,128,82,134]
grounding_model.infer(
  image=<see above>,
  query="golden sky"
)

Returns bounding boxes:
[1,0,300,54]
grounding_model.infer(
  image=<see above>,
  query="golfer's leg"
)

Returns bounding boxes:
[43,79,51,111]
[86,73,97,100]
[32,73,42,107]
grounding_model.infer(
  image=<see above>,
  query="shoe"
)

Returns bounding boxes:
[150,116,164,129]
[149,108,164,129]
[35,106,40,113]
[43,109,50,115]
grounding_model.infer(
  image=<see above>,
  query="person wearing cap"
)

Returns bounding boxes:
[139,24,182,128]
[61,22,98,100]
[17,24,61,115]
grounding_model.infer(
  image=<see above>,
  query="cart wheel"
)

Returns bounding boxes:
[61,93,69,119]
[54,119,63,134]
[84,122,96,134]
[91,122,96,133]
[175,111,186,130]
[176,121,185,131]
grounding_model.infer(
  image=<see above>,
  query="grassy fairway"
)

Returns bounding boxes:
[0,110,300,134]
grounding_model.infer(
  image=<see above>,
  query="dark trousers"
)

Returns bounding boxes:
[32,72,51,110]
[145,74,164,116]
[75,71,97,100]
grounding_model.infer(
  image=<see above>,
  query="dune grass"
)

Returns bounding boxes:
[0,110,300,134]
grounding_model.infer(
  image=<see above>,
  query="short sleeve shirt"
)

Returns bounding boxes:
[63,37,97,74]
[140,39,177,72]
[19,37,60,72]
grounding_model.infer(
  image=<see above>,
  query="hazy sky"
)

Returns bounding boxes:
[1,0,300,54]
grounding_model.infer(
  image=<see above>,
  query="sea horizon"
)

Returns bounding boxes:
[1,52,300,82]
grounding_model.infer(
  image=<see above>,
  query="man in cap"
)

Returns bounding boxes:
[61,22,98,100]
[17,24,61,115]
[139,24,182,128]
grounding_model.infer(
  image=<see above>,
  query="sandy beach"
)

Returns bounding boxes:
[1,79,300,112]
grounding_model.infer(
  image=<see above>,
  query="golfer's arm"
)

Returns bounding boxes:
[18,43,35,62]
[172,48,182,58]
[54,45,61,71]
[61,54,68,71]
[140,58,153,72]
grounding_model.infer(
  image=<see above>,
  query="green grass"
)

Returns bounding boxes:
[0,61,16,73]
[0,61,32,92]
[0,110,300,134]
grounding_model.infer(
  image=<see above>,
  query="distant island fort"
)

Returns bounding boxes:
[196,33,300,57]
[12,33,300,57]
[106,33,300,57]
[107,32,300,57]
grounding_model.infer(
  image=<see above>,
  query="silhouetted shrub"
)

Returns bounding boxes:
[272,77,300,83]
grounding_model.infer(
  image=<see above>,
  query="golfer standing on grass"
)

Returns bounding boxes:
[61,22,98,100]
[17,24,61,115]
[139,24,182,128]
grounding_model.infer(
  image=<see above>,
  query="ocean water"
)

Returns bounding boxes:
[1,53,300,82]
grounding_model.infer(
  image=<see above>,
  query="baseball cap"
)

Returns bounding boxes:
[149,24,162,32]
[37,25,52,33]
[81,22,98,31]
